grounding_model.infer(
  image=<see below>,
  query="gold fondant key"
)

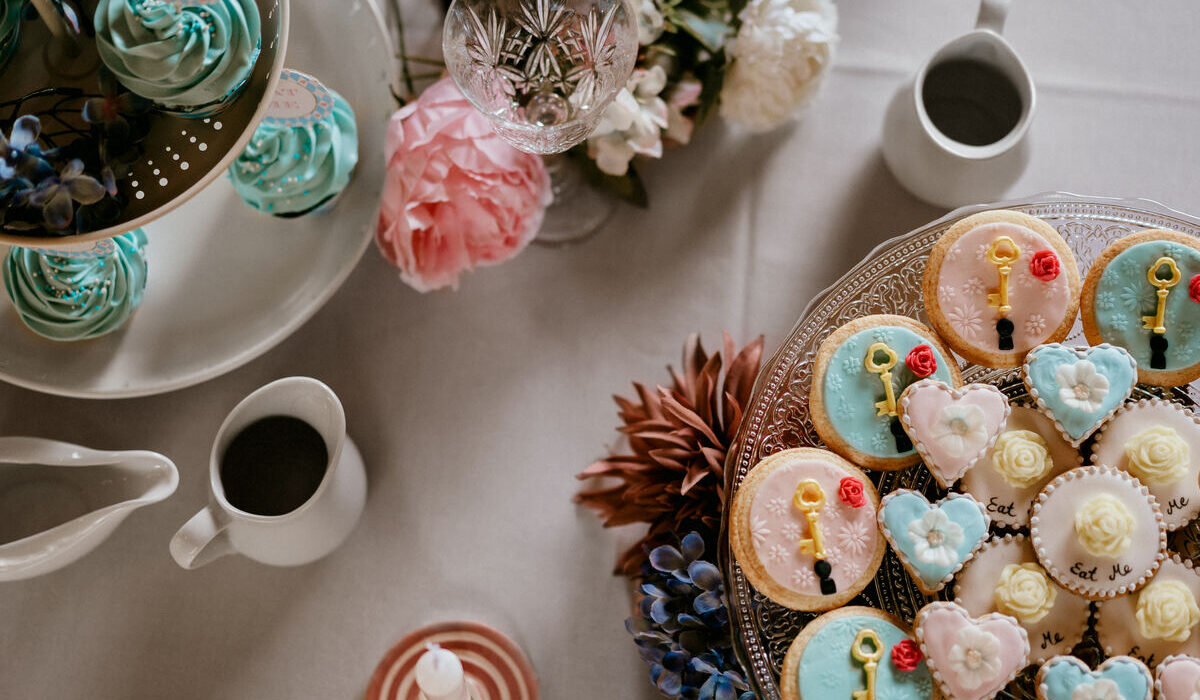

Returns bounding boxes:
[793,479,827,559]
[864,343,899,417]
[851,627,883,700]
[1142,256,1181,334]
[986,236,1021,315]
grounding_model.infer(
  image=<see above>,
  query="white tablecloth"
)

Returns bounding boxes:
[3,2,1200,698]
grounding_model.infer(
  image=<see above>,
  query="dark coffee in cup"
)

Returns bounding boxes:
[922,58,1023,146]
[220,415,328,516]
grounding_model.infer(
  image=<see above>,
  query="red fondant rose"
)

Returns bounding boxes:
[838,477,866,508]
[1190,274,1200,304]
[905,345,937,378]
[1029,250,1061,282]
[891,639,923,672]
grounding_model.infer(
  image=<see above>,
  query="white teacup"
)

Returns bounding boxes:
[882,0,1035,208]
[169,377,367,569]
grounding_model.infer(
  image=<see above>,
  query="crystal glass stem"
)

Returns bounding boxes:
[534,154,615,246]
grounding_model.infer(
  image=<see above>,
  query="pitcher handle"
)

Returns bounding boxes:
[976,0,1011,34]
[170,506,234,569]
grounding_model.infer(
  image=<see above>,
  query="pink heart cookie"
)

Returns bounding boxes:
[900,380,1011,488]
[916,601,1030,700]
[1157,655,1200,699]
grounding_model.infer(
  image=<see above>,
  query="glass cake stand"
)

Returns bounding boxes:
[722,192,1200,700]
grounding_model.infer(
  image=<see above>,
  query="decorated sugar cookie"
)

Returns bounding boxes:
[878,490,990,595]
[780,606,935,700]
[812,315,962,470]
[915,601,1029,700]
[1155,655,1200,699]
[1090,398,1200,530]
[1035,655,1152,700]
[898,380,1010,488]
[1029,465,1166,600]
[1082,229,1200,386]
[923,210,1081,368]
[960,406,1080,529]
[1023,343,1138,447]
[730,448,885,611]
[952,534,1090,664]
[1096,555,1200,667]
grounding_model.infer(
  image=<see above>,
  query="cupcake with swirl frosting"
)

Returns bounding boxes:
[3,230,149,341]
[94,0,261,116]
[227,87,358,217]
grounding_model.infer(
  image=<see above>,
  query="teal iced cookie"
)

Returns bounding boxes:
[811,314,962,470]
[1023,343,1137,447]
[1082,229,1200,387]
[877,490,990,595]
[3,230,149,341]
[94,0,261,116]
[228,86,358,217]
[1036,655,1151,700]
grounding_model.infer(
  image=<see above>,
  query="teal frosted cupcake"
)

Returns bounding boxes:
[94,0,261,117]
[3,230,149,341]
[228,87,358,217]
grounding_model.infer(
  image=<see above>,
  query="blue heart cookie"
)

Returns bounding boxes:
[877,490,990,594]
[1037,655,1151,700]
[1024,343,1137,447]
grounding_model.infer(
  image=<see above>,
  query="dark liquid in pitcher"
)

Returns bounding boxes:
[220,416,328,516]
[922,59,1023,146]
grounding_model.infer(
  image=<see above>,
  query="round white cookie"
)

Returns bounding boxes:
[1097,555,1200,668]
[961,406,1080,528]
[1090,398,1200,530]
[953,534,1089,664]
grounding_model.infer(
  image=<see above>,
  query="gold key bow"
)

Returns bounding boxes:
[865,343,899,417]
[1142,256,1181,334]
[986,236,1021,315]
[793,479,827,559]
[851,628,884,700]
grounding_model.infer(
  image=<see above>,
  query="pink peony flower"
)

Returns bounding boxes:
[375,77,552,292]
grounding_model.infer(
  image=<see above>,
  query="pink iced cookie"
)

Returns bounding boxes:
[899,380,1010,488]
[730,448,885,611]
[915,601,1030,700]
[961,406,1080,528]
[1156,655,1200,699]
[952,534,1089,665]
[923,210,1081,369]
[1097,556,1200,667]
[1030,465,1166,600]
[1090,398,1200,530]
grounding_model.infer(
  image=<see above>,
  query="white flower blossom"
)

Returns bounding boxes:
[719,0,837,132]
[907,508,963,568]
[631,0,664,45]
[946,626,1002,690]
[1055,360,1109,413]
[1071,679,1122,700]
[930,403,988,458]
[751,515,771,547]
[587,67,669,176]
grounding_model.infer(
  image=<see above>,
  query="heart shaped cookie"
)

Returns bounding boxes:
[915,601,1029,700]
[1156,655,1200,700]
[1023,343,1137,447]
[899,380,1011,488]
[1036,655,1151,700]
[878,490,990,595]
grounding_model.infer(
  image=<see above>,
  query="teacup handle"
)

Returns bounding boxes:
[976,0,1011,34]
[170,506,234,569]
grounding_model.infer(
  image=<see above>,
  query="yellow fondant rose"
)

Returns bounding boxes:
[993,562,1057,623]
[1124,426,1190,485]
[1135,579,1200,642]
[1074,493,1135,558]
[991,430,1052,488]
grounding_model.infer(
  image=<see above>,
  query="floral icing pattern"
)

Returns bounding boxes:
[1074,493,1135,558]
[908,509,964,568]
[992,563,1056,624]
[1124,426,1190,485]
[1055,360,1110,413]
[946,625,1002,690]
[1135,579,1200,642]
[990,429,1052,488]
[929,403,989,459]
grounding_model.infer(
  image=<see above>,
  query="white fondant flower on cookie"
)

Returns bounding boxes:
[751,516,771,547]
[767,544,789,563]
[946,625,1002,690]
[1135,579,1200,642]
[930,403,989,458]
[766,497,788,517]
[948,304,984,340]
[1024,313,1047,337]
[836,518,871,557]
[907,509,964,567]
[1055,360,1109,413]
[1071,679,1122,700]
[790,566,816,589]
[962,277,986,296]
[1125,426,1190,485]
[939,284,957,302]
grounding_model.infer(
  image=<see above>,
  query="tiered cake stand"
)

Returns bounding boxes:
[722,192,1200,700]
[0,0,289,249]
